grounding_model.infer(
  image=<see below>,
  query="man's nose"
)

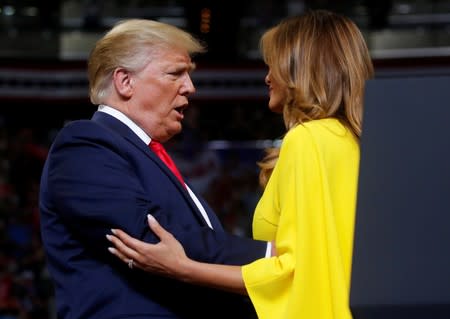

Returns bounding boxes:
[181,74,195,95]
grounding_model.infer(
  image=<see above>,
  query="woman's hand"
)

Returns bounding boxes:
[106,214,189,278]
[108,214,248,294]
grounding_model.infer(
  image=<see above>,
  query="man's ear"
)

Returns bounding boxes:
[112,68,133,98]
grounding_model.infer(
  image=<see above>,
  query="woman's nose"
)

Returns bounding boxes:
[265,72,271,85]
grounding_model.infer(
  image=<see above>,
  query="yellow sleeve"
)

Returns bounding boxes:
[242,120,359,319]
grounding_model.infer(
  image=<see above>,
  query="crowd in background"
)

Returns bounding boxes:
[0,102,283,318]
[0,123,53,319]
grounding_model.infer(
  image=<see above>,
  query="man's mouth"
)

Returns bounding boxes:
[175,104,187,114]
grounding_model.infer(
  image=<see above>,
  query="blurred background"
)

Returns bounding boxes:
[0,1,449,318]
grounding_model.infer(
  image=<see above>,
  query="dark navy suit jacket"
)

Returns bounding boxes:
[39,111,267,319]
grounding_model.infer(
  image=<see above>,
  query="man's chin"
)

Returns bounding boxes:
[168,125,183,138]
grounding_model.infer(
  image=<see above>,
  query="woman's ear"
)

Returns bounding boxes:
[112,68,133,98]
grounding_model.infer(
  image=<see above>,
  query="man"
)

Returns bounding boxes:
[39,19,268,319]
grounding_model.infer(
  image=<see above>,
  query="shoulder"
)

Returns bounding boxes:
[280,118,358,161]
[49,119,120,155]
[284,119,353,145]
[290,118,346,136]
[60,119,104,134]
[54,119,109,142]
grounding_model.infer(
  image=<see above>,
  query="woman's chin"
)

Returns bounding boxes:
[268,103,283,114]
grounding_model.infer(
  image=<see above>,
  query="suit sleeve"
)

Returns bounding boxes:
[43,124,152,250]
[41,122,266,266]
[175,198,268,265]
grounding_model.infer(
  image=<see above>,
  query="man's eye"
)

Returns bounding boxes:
[168,70,184,76]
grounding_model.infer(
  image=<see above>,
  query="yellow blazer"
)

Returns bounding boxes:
[242,118,359,319]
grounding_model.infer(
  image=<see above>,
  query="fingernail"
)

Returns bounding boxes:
[108,247,116,254]
[147,214,156,223]
[106,234,112,241]
[111,229,117,234]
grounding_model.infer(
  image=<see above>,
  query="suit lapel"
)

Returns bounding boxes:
[91,111,213,227]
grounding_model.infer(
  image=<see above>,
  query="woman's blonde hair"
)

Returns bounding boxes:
[88,19,205,105]
[258,10,374,188]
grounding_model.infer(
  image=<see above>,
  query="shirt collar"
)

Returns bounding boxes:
[97,104,151,145]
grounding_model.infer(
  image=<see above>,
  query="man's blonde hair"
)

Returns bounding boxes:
[88,19,205,105]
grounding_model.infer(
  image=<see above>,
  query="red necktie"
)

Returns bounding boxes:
[149,140,186,188]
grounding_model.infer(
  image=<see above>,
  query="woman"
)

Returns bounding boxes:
[107,10,374,319]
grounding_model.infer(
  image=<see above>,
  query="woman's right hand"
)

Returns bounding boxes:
[107,214,189,278]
